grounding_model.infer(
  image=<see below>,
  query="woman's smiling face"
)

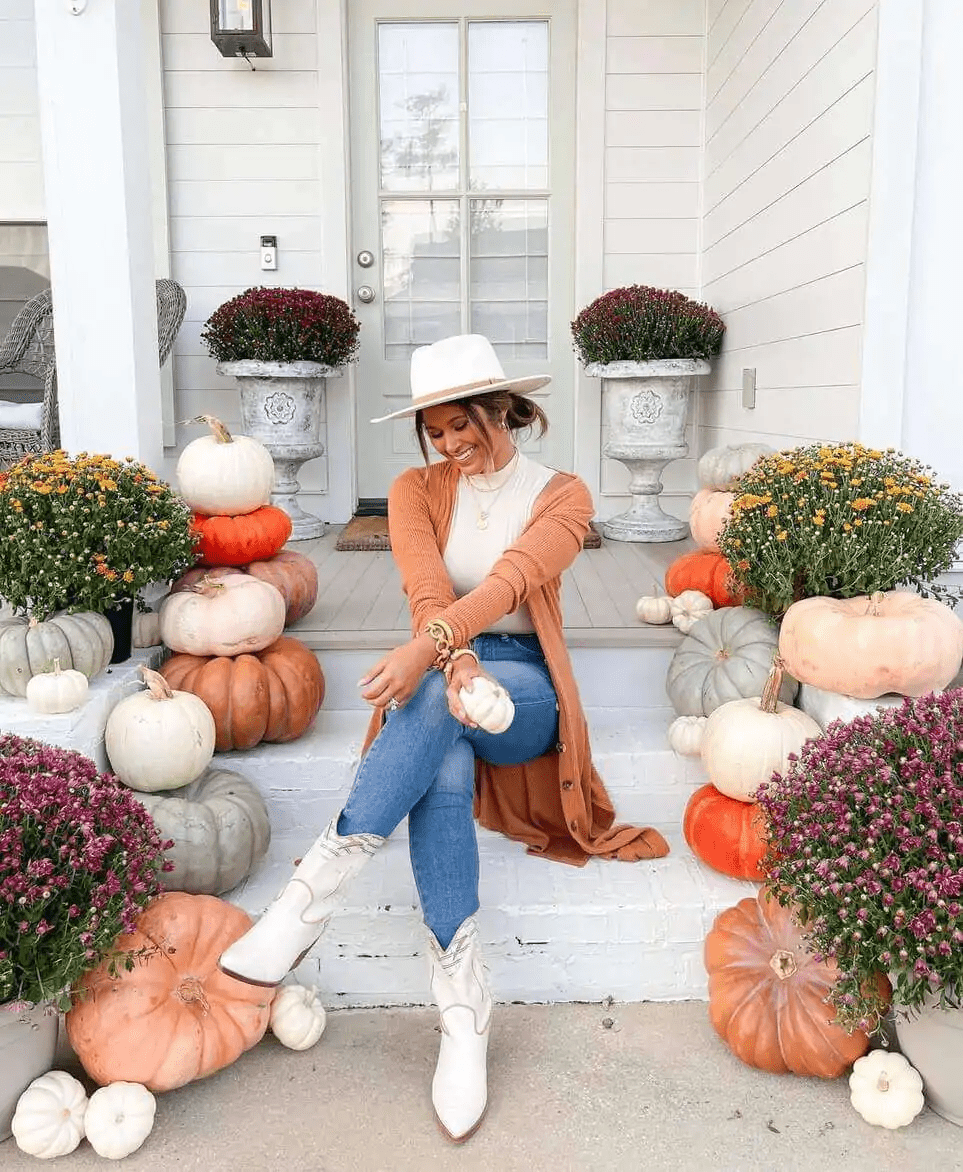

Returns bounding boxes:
[420,401,513,476]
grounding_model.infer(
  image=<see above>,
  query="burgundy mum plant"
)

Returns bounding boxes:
[202,286,361,367]
[571,285,725,366]
[0,734,169,1008]
[758,691,963,1032]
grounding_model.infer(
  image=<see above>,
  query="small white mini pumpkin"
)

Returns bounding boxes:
[105,666,216,792]
[270,984,327,1051]
[132,610,162,648]
[667,715,706,756]
[636,595,674,625]
[12,1070,88,1158]
[849,1050,924,1129]
[25,657,89,714]
[670,589,714,633]
[460,674,514,734]
[84,1082,156,1159]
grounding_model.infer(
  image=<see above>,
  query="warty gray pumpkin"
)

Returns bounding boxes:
[134,765,271,895]
[0,611,113,697]
[666,605,798,717]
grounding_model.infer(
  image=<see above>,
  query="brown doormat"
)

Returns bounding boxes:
[336,516,602,552]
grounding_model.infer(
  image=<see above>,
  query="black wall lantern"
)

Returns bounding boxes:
[210,0,273,63]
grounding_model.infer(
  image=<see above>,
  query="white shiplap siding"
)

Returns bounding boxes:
[700,0,879,453]
[161,1,327,493]
[0,3,42,220]
[599,0,705,518]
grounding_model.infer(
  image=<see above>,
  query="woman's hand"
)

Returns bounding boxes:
[445,655,488,727]
[359,633,437,710]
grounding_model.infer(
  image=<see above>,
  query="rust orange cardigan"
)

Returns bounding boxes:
[361,459,670,867]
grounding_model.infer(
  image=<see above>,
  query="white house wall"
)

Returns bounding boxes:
[598,0,705,522]
[0,0,43,220]
[700,0,879,454]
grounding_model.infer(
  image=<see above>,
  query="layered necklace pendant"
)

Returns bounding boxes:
[465,448,520,532]
[476,511,490,531]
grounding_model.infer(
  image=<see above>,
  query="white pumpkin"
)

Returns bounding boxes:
[160,572,286,657]
[132,610,162,648]
[670,589,714,633]
[11,1070,88,1159]
[849,1050,924,1129]
[175,414,274,517]
[0,611,113,697]
[667,714,706,756]
[270,984,327,1051]
[84,1082,156,1159]
[636,595,673,625]
[105,666,216,793]
[701,658,822,802]
[460,674,514,734]
[697,442,775,491]
[25,657,89,714]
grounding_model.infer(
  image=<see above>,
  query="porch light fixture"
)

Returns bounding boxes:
[210,0,272,63]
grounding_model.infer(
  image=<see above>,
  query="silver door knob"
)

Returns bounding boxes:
[356,285,376,304]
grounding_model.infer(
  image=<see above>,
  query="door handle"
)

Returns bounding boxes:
[356,285,376,304]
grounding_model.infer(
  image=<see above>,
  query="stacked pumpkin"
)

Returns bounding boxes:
[158,416,325,753]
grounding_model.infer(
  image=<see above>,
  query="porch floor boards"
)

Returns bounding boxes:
[287,526,697,650]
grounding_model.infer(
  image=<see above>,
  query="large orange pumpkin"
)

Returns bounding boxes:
[192,506,292,566]
[665,550,742,607]
[65,892,273,1092]
[704,888,888,1077]
[159,634,324,751]
[173,549,319,626]
[683,784,767,881]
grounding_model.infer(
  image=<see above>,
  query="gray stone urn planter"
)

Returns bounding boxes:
[217,360,344,541]
[585,358,710,542]
[893,992,963,1125]
[0,1001,59,1140]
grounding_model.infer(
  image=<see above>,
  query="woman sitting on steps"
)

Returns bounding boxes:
[219,333,670,1143]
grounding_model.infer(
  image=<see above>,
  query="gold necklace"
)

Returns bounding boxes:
[465,449,520,531]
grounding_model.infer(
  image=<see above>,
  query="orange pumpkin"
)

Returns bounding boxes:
[689,489,734,552]
[704,888,887,1077]
[65,892,273,1092]
[173,550,318,626]
[665,550,742,607]
[683,784,767,881]
[159,634,325,751]
[192,506,292,567]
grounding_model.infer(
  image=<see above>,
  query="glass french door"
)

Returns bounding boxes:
[348,0,576,500]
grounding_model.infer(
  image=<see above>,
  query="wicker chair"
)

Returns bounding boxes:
[0,278,187,467]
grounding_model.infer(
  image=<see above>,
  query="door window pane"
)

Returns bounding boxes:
[378,23,459,192]
[469,199,547,360]
[468,22,548,190]
[382,199,461,360]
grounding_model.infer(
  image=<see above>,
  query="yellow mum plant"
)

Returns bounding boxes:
[0,451,196,619]
[717,442,963,617]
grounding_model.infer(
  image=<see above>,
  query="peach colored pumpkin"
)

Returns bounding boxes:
[778,590,963,699]
[689,488,734,552]
[172,551,318,627]
[65,892,273,1092]
[160,573,286,657]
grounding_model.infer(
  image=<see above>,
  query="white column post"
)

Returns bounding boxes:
[33,0,162,467]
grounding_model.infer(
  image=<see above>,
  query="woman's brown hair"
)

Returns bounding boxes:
[415,390,549,468]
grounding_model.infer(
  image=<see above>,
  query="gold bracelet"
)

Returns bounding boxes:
[424,619,455,670]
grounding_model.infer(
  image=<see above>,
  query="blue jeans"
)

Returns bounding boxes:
[337,633,559,949]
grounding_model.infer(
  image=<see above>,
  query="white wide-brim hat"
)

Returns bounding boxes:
[370,334,551,423]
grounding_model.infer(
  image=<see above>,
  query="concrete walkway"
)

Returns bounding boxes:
[3,1003,958,1171]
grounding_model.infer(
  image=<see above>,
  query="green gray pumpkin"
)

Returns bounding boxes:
[666,605,798,717]
[0,611,114,697]
[135,766,270,895]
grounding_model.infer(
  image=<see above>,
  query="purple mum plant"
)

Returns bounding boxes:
[0,734,169,1008]
[758,691,963,1032]
[571,285,725,366]
[202,286,361,367]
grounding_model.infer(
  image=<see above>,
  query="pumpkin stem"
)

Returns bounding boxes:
[876,1073,890,1093]
[51,657,62,676]
[867,591,886,615]
[175,976,211,1015]
[192,415,234,444]
[139,665,175,701]
[768,949,797,980]
[187,574,227,595]
[759,656,785,714]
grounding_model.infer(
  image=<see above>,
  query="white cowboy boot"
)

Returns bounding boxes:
[218,815,384,986]
[427,916,493,1143]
